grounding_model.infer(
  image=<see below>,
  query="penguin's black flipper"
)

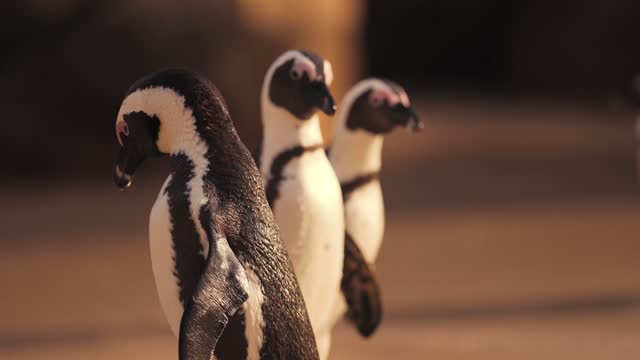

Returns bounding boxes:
[179,214,249,360]
[341,231,383,337]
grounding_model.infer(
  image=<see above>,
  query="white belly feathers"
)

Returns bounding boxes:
[149,175,184,336]
[343,180,385,263]
[269,149,345,358]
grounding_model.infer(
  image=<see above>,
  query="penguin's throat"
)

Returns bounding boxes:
[261,105,324,155]
[330,130,383,182]
[168,132,211,188]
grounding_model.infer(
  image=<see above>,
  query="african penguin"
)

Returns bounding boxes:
[327,78,423,336]
[254,50,343,360]
[113,69,319,360]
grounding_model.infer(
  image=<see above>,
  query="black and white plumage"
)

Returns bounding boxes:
[113,69,319,360]
[254,50,343,360]
[327,78,423,336]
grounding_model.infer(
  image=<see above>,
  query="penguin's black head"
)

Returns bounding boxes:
[344,79,423,135]
[266,49,336,120]
[114,111,162,189]
[113,69,230,189]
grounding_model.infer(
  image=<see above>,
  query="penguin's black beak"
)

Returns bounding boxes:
[311,81,336,116]
[113,145,145,190]
[404,107,423,133]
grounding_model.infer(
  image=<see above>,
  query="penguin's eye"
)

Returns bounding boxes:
[290,69,303,80]
[116,121,130,146]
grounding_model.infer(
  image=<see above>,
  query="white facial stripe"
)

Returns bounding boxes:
[263,50,332,88]
[117,86,211,258]
[116,87,191,154]
[398,90,410,107]
[368,81,410,108]
[323,60,334,85]
[293,54,330,83]
[292,60,317,82]
[372,88,401,107]
[291,50,331,83]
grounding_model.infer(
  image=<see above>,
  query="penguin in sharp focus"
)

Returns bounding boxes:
[327,78,423,336]
[254,50,343,360]
[113,69,319,360]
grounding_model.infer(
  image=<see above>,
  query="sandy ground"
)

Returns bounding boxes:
[1,99,639,359]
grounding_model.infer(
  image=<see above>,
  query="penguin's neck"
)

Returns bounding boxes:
[163,107,211,230]
[158,107,213,257]
[164,109,211,183]
[329,112,384,183]
[260,99,324,173]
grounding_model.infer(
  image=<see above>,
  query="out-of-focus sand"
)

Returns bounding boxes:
[1,99,639,359]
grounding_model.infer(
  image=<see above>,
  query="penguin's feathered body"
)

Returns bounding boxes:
[255,50,344,360]
[113,69,319,360]
[328,78,423,336]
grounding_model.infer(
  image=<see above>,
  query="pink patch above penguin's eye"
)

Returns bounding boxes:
[371,90,398,107]
[369,92,384,107]
[370,88,403,108]
[116,121,130,146]
[291,61,317,81]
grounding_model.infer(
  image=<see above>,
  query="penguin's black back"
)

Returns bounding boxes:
[203,107,318,360]
[204,128,319,360]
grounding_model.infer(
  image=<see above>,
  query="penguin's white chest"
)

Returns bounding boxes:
[344,181,385,263]
[270,151,345,337]
[149,180,184,336]
[148,176,265,360]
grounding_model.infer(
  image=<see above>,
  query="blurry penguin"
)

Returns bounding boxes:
[113,69,319,360]
[327,78,423,336]
[254,50,343,359]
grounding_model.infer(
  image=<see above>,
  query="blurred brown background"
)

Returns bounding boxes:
[2,1,640,359]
